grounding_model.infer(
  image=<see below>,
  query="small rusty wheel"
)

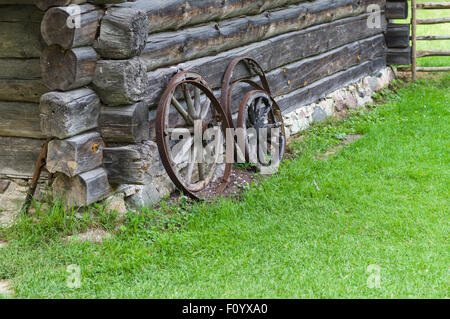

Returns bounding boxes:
[156,71,232,200]
[222,57,286,172]
[237,90,285,173]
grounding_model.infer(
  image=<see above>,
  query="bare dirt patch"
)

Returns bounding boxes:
[0,241,8,249]
[0,210,18,228]
[316,134,363,160]
[65,229,111,244]
[0,280,15,297]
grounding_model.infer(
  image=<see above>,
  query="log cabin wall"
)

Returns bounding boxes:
[0,0,392,208]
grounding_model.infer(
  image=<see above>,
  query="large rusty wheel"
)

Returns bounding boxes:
[222,57,286,172]
[156,71,232,200]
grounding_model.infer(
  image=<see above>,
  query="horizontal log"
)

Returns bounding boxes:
[52,167,110,207]
[144,13,387,108]
[387,47,412,65]
[94,7,150,59]
[40,88,100,139]
[0,79,49,103]
[416,2,450,10]
[277,57,387,114]
[0,137,46,178]
[141,0,385,70]
[386,23,410,48]
[47,132,104,177]
[41,4,104,49]
[99,102,149,143]
[417,17,450,24]
[0,17,42,58]
[0,5,43,22]
[416,35,450,40]
[41,45,98,91]
[92,57,148,106]
[0,101,45,138]
[117,0,383,35]
[103,141,161,185]
[417,50,450,57]
[386,0,408,19]
[0,58,40,79]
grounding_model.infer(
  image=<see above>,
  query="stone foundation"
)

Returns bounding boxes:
[283,67,395,138]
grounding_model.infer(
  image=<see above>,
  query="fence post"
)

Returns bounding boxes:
[411,0,417,81]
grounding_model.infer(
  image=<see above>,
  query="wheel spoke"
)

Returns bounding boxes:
[172,136,193,164]
[200,99,211,119]
[183,84,197,119]
[171,97,193,126]
[194,87,201,118]
[186,153,195,184]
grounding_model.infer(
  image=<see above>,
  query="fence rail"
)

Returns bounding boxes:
[411,0,450,80]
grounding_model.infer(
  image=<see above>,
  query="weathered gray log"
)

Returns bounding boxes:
[141,0,385,70]
[0,101,45,138]
[386,0,408,19]
[0,79,49,103]
[99,102,149,143]
[116,0,383,34]
[0,5,43,58]
[103,141,164,185]
[416,2,450,9]
[387,47,412,65]
[386,24,410,48]
[144,12,387,108]
[278,57,387,114]
[41,45,98,91]
[40,88,100,139]
[0,137,46,178]
[0,58,40,79]
[417,17,450,25]
[52,167,110,207]
[92,57,148,106]
[41,4,104,49]
[94,7,149,59]
[47,132,104,177]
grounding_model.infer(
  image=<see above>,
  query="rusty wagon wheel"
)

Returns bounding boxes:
[155,71,232,200]
[237,90,285,173]
[221,57,286,171]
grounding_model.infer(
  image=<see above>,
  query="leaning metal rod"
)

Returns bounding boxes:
[21,137,52,214]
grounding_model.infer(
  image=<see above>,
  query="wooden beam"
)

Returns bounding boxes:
[386,24,410,48]
[397,66,450,72]
[40,88,101,139]
[278,57,387,114]
[41,45,98,91]
[416,2,450,10]
[412,0,417,81]
[99,102,150,143]
[47,132,104,177]
[387,47,412,65]
[417,35,450,40]
[417,17,450,24]
[386,0,409,19]
[41,4,104,49]
[103,142,159,185]
[94,7,150,59]
[0,79,49,103]
[52,167,111,207]
[0,58,41,80]
[0,102,45,138]
[0,137,46,178]
[92,57,148,106]
[417,50,450,57]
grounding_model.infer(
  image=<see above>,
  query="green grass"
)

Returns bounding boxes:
[398,0,450,68]
[1,74,449,298]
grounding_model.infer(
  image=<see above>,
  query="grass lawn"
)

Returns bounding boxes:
[0,71,448,298]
